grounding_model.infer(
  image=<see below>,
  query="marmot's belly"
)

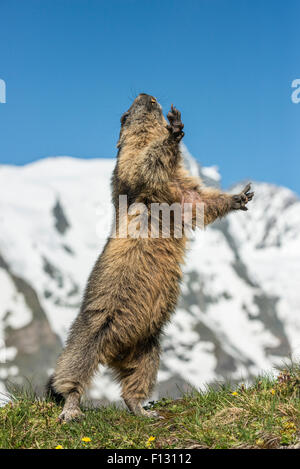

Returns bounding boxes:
[109,254,182,316]
[85,237,185,337]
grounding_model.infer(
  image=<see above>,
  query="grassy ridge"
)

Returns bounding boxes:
[0,366,300,449]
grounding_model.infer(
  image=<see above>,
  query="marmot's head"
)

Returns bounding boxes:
[117,93,166,148]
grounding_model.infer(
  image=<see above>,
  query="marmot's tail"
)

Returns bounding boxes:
[45,375,64,404]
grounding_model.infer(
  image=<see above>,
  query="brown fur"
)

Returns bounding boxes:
[48,94,254,421]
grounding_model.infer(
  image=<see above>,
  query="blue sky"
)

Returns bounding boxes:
[0,0,299,193]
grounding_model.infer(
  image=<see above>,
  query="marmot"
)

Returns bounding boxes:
[47,93,254,421]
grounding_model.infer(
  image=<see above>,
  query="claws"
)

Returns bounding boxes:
[232,183,254,211]
[59,407,84,423]
[167,104,184,142]
[141,409,165,420]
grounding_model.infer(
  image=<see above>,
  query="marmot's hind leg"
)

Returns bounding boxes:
[114,339,162,419]
[49,319,102,422]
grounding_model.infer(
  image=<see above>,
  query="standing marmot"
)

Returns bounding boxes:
[47,93,254,421]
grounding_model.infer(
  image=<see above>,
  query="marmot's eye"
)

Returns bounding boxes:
[121,112,129,125]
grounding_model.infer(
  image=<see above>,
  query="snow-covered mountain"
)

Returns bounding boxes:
[0,150,299,403]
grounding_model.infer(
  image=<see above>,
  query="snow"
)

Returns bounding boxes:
[201,166,221,182]
[0,157,114,339]
[0,154,299,401]
[0,271,32,331]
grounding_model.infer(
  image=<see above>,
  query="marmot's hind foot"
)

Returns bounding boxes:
[140,408,165,420]
[124,398,165,420]
[59,407,84,423]
[167,104,184,141]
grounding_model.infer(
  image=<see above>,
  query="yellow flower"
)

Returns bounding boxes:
[270,389,276,395]
[55,445,63,449]
[255,439,264,447]
[146,436,156,448]
[81,437,91,442]
[283,421,296,431]
[231,392,238,396]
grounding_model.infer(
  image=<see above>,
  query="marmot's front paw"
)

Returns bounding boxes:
[231,183,254,211]
[167,104,184,142]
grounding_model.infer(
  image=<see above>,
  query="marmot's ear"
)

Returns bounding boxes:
[121,111,129,125]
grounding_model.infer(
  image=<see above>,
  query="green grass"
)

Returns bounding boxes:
[1,365,300,449]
